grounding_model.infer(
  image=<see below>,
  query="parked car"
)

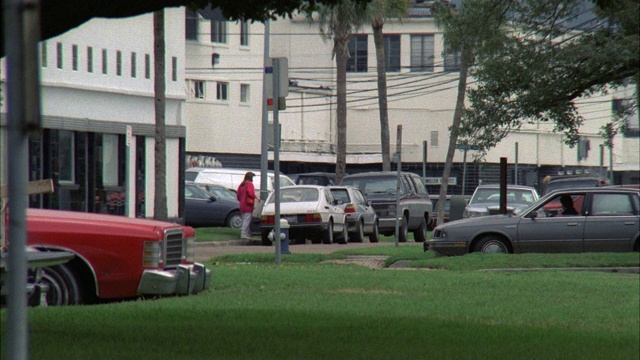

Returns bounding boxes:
[260,185,347,245]
[429,194,471,229]
[428,187,640,256]
[340,171,433,242]
[464,184,539,218]
[24,208,211,305]
[291,172,337,186]
[329,186,379,243]
[184,182,242,228]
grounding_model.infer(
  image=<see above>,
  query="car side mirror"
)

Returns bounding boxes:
[528,211,538,219]
[209,195,216,202]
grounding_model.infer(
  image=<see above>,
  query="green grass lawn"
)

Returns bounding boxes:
[2,250,638,360]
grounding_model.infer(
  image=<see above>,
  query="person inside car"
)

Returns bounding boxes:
[560,195,579,216]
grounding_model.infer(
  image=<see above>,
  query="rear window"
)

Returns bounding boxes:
[185,172,197,181]
[341,176,404,196]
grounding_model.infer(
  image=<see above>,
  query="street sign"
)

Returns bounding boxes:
[455,143,480,151]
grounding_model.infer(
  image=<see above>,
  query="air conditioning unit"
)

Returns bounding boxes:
[211,53,220,67]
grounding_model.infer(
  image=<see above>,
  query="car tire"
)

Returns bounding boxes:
[261,230,272,246]
[369,221,380,243]
[226,211,243,229]
[322,220,334,244]
[351,220,364,243]
[399,215,409,243]
[474,236,510,254]
[40,264,81,306]
[336,223,348,244]
[413,217,427,243]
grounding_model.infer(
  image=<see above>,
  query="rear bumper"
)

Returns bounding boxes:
[137,263,211,296]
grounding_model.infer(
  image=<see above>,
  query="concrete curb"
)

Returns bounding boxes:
[479,267,640,273]
[197,239,261,247]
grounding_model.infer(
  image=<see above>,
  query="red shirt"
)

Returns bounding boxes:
[237,181,257,213]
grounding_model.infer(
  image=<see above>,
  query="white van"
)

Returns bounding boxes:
[185,167,295,195]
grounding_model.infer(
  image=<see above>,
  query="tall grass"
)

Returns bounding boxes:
[2,254,638,359]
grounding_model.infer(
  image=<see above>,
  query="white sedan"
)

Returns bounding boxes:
[260,185,347,245]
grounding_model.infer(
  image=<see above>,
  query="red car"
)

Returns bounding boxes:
[24,209,211,306]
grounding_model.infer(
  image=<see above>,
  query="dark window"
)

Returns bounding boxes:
[186,9,198,40]
[172,57,178,81]
[102,49,108,74]
[443,42,461,72]
[347,35,368,73]
[145,54,151,79]
[211,20,227,43]
[116,50,122,76]
[72,44,78,71]
[131,52,137,78]
[384,35,401,72]
[240,21,249,46]
[410,34,434,72]
[87,46,93,73]
[56,42,63,69]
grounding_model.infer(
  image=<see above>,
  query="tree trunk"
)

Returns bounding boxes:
[153,10,168,221]
[372,21,391,171]
[437,48,471,226]
[335,37,348,184]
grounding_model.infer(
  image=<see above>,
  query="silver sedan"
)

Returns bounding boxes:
[428,188,640,256]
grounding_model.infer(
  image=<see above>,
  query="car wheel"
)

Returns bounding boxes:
[261,230,272,246]
[336,223,348,245]
[351,220,364,243]
[39,264,81,306]
[413,217,427,243]
[369,221,380,243]
[226,211,243,229]
[398,215,408,243]
[322,220,333,244]
[474,236,510,254]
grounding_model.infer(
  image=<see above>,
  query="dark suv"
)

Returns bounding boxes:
[340,171,433,242]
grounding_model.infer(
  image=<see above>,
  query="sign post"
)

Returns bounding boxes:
[394,125,402,247]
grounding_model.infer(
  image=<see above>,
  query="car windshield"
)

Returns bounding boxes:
[268,187,319,204]
[330,188,351,204]
[470,188,536,205]
[341,176,404,196]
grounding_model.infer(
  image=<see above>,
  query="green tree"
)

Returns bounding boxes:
[307,0,367,183]
[460,0,639,154]
[364,0,410,171]
[433,0,510,226]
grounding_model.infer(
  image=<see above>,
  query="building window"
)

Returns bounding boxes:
[240,21,249,46]
[217,82,228,100]
[102,134,119,187]
[384,35,401,72]
[72,44,78,71]
[58,130,75,184]
[430,131,439,147]
[102,48,108,74]
[444,42,461,72]
[172,57,177,81]
[186,9,198,40]
[211,20,227,44]
[87,46,93,73]
[41,42,47,67]
[56,42,63,69]
[145,54,151,79]
[240,84,250,103]
[411,34,434,72]
[347,35,368,73]
[131,52,137,78]
[116,50,122,76]
[194,81,205,99]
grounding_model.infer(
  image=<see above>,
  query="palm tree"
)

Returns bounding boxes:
[364,0,409,171]
[307,0,366,184]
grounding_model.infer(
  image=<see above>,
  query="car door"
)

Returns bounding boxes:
[354,189,376,227]
[185,185,226,226]
[583,192,639,252]
[516,193,586,253]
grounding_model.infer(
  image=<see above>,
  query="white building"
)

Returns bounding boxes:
[1,9,188,219]
[183,4,638,191]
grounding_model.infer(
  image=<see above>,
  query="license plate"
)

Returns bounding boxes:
[283,216,297,224]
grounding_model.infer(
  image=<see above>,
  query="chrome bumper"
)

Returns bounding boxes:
[137,263,211,296]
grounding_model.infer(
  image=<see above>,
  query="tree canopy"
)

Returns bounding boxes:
[0,0,371,58]
[458,0,639,154]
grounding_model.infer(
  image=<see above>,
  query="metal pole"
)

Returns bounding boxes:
[273,59,281,265]
[422,140,427,183]
[499,157,507,214]
[608,146,613,185]
[514,142,519,185]
[462,146,467,195]
[260,21,270,200]
[394,125,402,247]
[5,1,40,359]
